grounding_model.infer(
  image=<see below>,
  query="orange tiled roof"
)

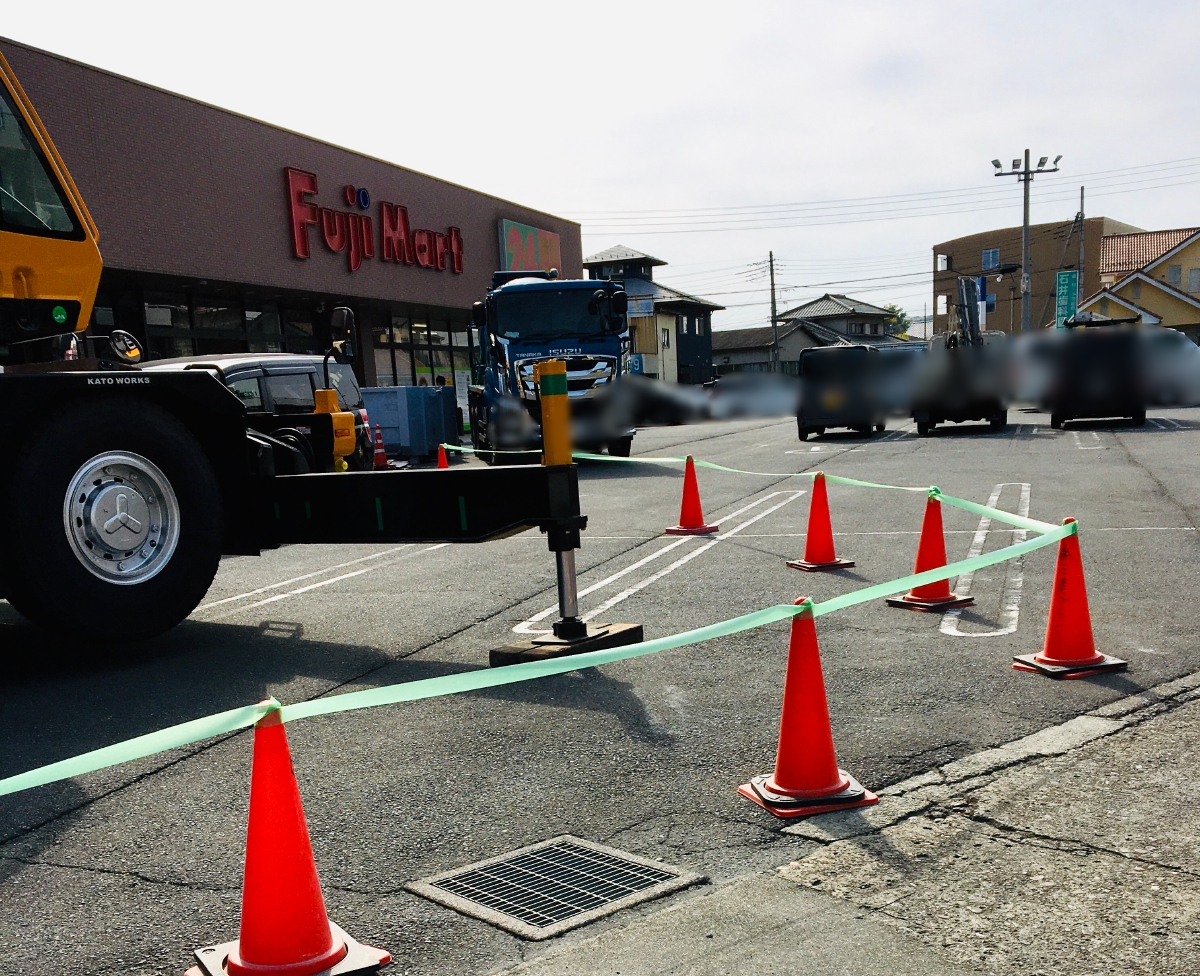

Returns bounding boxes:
[1101,228,1199,275]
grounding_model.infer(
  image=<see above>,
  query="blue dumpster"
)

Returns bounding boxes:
[361,387,459,458]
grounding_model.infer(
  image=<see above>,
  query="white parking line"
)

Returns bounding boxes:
[196,546,413,611]
[1071,430,1103,450]
[512,491,806,635]
[941,483,1031,639]
[196,544,448,619]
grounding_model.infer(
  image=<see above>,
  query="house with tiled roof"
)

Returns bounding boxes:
[1079,227,1200,342]
[1099,228,1200,286]
[778,293,902,340]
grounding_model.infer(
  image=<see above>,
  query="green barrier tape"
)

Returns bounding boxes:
[0,699,279,798]
[0,520,1073,799]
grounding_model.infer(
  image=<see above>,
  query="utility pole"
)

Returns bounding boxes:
[769,250,779,371]
[993,150,1060,332]
[1078,186,1085,307]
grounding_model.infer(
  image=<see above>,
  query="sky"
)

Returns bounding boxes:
[6,1,1200,329]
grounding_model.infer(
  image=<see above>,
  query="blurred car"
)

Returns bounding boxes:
[911,330,1009,435]
[796,345,886,440]
[141,353,374,468]
[1017,324,1200,428]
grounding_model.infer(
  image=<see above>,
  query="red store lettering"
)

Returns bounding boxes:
[285,167,463,275]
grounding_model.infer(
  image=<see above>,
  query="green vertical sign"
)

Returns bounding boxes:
[1055,270,1078,328]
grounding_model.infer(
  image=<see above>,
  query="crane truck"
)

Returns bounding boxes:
[0,52,638,660]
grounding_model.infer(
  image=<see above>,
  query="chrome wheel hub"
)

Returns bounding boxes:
[63,452,181,584]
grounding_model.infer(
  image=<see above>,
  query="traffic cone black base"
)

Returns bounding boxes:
[186,921,390,976]
[738,772,877,820]
[1012,652,1127,680]
[786,556,855,573]
[886,592,974,612]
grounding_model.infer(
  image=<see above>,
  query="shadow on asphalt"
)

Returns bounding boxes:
[474,667,673,746]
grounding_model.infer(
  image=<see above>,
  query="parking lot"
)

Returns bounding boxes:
[3,408,1199,976]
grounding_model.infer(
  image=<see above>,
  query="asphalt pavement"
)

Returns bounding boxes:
[2,407,1198,975]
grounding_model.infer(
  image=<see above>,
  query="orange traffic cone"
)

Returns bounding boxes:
[436,444,449,469]
[665,456,718,534]
[372,425,388,470]
[786,472,854,571]
[185,708,390,976]
[886,494,973,612]
[739,600,878,818]
[1013,518,1127,679]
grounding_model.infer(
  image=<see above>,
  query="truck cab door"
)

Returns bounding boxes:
[0,53,103,357]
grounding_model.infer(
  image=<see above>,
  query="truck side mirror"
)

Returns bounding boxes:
[610,290,628,316]
[109,330,144,364]
[328,306,356,367]
[472,301,487,328]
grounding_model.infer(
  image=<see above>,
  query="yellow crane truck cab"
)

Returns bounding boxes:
[0,51,101,358]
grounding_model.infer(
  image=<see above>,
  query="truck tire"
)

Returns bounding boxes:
[608,437,633,458]
[797,425,810,442]
[917,421,933,436]
[1132,409,1146,426]
[1050,413,1064,430]
[990,410,1008,431]
[2,396,224,642]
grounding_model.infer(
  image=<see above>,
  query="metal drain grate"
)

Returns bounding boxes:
[407,835,704,939]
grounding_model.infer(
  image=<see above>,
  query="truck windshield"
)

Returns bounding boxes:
[494,289,612,341]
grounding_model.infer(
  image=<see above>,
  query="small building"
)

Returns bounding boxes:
[711,302,909,376]
[1077,227,1200,342]
[582,246,723,383]
[778,293,901,340]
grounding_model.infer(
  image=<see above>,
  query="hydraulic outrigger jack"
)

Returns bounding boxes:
[488,360,643,667]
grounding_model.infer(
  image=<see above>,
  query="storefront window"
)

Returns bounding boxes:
[429,321,454,387]
[144,291,193,359]
[245,303,282,353]
[281,307,320,354]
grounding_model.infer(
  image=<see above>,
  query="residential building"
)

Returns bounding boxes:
[1078,227,1200,342]
[713,293,907,375]
[932,217,1141,334]
[778,293,900,339]
[582,246,723,383]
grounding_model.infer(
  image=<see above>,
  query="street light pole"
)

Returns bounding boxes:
[993,150,1060,333]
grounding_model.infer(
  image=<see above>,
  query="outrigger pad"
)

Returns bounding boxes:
[489,623,644,668]
[1012,653,1128,679]
[738,772,879,819]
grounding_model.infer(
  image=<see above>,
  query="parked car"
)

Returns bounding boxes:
[141,354,374,469]
[797,345,886,440]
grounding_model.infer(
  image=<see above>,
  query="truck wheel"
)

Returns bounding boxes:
[875,423,886,433]
[917,421,932,436]
[608,437,633,458]
[1050,414,1064,430]
[1132,410,1146,426]
[990,410,1008,431]
[2,397,224,643]
[797,426,810,442]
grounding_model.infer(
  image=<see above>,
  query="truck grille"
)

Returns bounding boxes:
[517,357,617,399]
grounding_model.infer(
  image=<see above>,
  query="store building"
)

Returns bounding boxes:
[0,37,582,416]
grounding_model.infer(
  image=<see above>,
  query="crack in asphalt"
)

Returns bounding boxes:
[0,853,240,893]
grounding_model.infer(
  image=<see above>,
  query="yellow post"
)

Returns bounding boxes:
[536,359,572,466]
